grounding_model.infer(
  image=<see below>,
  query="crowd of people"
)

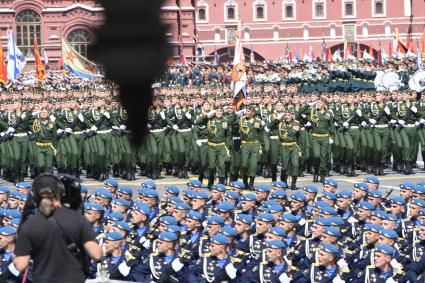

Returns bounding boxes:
[2,176,425,282]
[0,58,424,190]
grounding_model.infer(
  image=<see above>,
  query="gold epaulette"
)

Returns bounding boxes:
[201,236,209,240]
[151,252,159,256]
[344,249,354,254]
[312,263,319,267]
[289,266,298,271]
[203,253,211,258]
[231,257,242,263]
[260,261,268,265]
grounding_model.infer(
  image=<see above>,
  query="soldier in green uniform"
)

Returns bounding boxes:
[267,100,285,182]
[226,105,242,183]
[193,101,211,184]
[32,108,57,174]
[257,95,274,178]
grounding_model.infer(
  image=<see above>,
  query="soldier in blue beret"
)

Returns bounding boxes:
[271,181,288,192]
[117,186,133,203]
[270,189,288,208]
[239,193,257,219]
[249,213,275,262]
[0,226,20,281]
[104,178,119,198]
[289,192,307,229]
[234,214,252,255]
[164,186,180,199]
[126,202,152,257]
[180,210,204,261]
[141,180,156,190]
[388,197,406,219]
[7,192,22,210]
[363,176,380,190]
[190,191,209,219]
[303,185,318,214]
[352,182,369,207]
[111,198,131,219]
[336,190,354,221]
[224,191,240,207]
[83,202,104,235]
[399,181,415,204]
[187,180,202,191]
[198,215,225,257]
[15,182,31,195]
[216,201,235,227]
[323,178,338,193]
[205,184,225,215]
[80,185,89,203]
[93,188,113,218]
[0,186,9,209]
[228,181,246,192]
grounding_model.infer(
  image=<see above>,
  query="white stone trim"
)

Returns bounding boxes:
[0,8,14,13]
[42,3,104,13]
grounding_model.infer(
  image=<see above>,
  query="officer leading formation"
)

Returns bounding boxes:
[1,177,425,282]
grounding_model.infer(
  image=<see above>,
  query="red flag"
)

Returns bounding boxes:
[34,36,46,80]
[406,36,415,53]
[288,51,293,62]
[397,40,408,55]
[369,45,374,59]
[326,48,332,62]
[0,39,7,85]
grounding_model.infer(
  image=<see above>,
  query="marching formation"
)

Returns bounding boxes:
[2,177,425,282]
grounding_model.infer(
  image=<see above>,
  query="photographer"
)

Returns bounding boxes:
[13,174,102,283]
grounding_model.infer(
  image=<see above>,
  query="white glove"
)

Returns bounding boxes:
[160,111,166,120]
[20,113,26,119]
[361,121,367,127]
[334,122,339,127]
[185,112,192,119]
[329,138,334,144]
[415,121,421,127]
[261,120,266,126]
[78,113,84,122]
[225,263,237,279]
[142,239,151,249]
[390,259,402,269]
[369,119,377,125]
[236,110,244,117]
[207,110,216,118]
[139,236,147,244]
[398,120,405,126]
[279,273,292,283]
[57,129,64,134]
[385,278,397,283]
[171,258,184,272]
[172,125,179,131]
[103,112,110,119]
[343,122,349,128]
[305,121,312,127]
[390,119,397,124]
[384,106,390,115]
[49,115,56,122]
[277,113,284,120]
[91,126,97,132]
[120,125,127,130]
[356,109,362,117]
[65,128,73,134]
[308,101,318,107]
[332,275,345,283]
[147,124,152,129]
[0,132,4,137]
[411,106,418,113]
[301,114,307,119]
[112,126,119,130]
[7,127,15,133]
[196,140,203,147]
[421,118,425,124]
[264,127,270,133]
[337,258,349,270]
[118,261,131,277]
[8,263,20,277]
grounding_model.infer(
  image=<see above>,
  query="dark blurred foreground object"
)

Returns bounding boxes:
[90,0,169,145]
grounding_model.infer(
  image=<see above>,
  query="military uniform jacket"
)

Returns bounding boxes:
[294,263,345,283]
[299,105,334,135]
[169,106,193,130]
[355,266,405,283]
[149,252,184,283]
[85,108,113,131]
[147,107,167,130]
[365,102,391,125]
[239,116,263,142]
[245,261,289,283]
[196,116,230,144]
[188,255,238,283]
[32,118,57,143]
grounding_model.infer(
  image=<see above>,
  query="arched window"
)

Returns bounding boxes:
[198,8,206,21]
[256,6,264,19]
[375,2,383,14]
[285,5,293,18]
[345,3,353,16]
[227,7,235,20]
[315,4,324,17]
[16,9,41,57]
[67,29,92,58]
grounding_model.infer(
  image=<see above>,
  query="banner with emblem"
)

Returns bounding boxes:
[61,37,100,80]
[231,18,247,110]
[0,38,7,85]
[34,36,46,80]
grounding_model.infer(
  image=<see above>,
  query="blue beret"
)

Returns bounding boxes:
[303,185,318,193]
[19,194,27,202]
[358,201,375,211]
[9,191,23,200]
[104,179,119,188]
[390,196,405,206]
[216,201,234,213]
[207,215,224,225]
[187,180,202,188]
[414,185,425,194]
[211,184,226,192]
[354,182,369,192]
[368,190,382,198]
[0,226,16,236]
[313,217,330,226]
[321,206,337,216]
[280,214,297,223]
[365,224,383,233]
[141,180,156,189]
[4,209,21,219]
[133,202,151,215]
[271,181,288,189]
[165,186,180,196]
[225,191,240,201]
[375,244,395,256]
[267,240,286,249]
[229,181,245,190]
[175,202,191,210]
[372,210,386,218]
[291,192,306,202]
[255,185,271,193]
[314,201,331,209]
[105,231,124,241]
[166,225,181,233]
[400,181,416,191]
[321,243,339,255]
[16,181,31,189]
[10,219,19,229]
[258,213,275,223]
[421,208,425,216]
[411,199,425,208]
[235,213,253,225]
[211,233,229,245]
[267,204,283,214]
[364,176,380,185]
[323,226,341,237]
[322,192,337,201]
[241,193,256,201]
[418,220,425,227]
[83,202,104,212]
[263,200,279,208]
[118,186,133,196]
[271,190,287,199]
[269,227,286,237]
[160,216,177,225]
[183,189,196,198]
[113,221,131,232]
[167,197,183,205]
[222,226,237,237]
[324,179,338,188]
[106,212,124,222]
[336,190,351,199]
[192,191,208,200]
[158,231,177,242]
[143,189,159,198]
[186,210,204,221]
[0,186,10,194]
[112,198,130,208]
[95,188,113,200]
[80,185,88,193]
[382,213,398,222]
[379,228,398,240]
[328,216,345,227]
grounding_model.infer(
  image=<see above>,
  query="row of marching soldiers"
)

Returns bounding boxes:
[79,177,425,282]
